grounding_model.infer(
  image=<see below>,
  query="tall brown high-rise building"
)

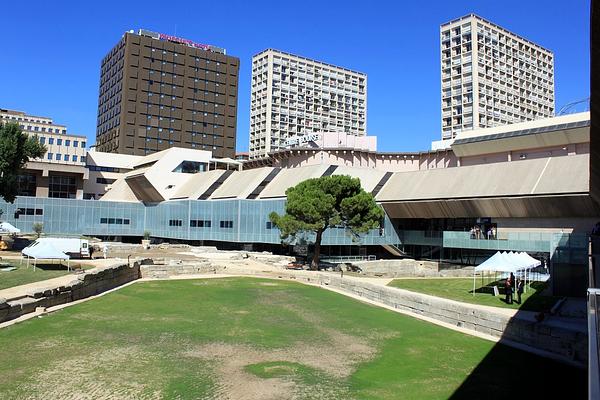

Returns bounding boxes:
[95,29,239,157]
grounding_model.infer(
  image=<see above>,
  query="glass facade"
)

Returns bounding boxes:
[0,197,398,247]
[0,197,587,265]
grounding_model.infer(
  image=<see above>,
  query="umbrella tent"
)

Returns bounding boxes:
[0,222,20,234]
[21,241,70,271]
[472,251,540,296]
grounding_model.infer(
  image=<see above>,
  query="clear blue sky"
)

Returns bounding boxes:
[0,0,590,152]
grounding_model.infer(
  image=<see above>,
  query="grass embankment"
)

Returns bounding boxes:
[0,278,585,399]
[0,260,88,291]
[388,278,559,312]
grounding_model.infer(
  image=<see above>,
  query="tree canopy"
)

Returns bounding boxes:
[269,175,384,270]
[0,122,46,203]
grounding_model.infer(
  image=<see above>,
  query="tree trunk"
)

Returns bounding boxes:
[311,230,323,271]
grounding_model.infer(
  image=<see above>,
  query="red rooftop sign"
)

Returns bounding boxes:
[157,33,211,51]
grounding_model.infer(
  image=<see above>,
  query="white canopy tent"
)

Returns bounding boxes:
[472,251,541,296]
[21,241,70,271]
[0,222,20,234]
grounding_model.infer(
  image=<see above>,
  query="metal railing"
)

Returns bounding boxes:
[588,288,600,400]
[588,237,600,399]
[320,255,376,263]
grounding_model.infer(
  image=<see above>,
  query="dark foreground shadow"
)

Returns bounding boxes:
[449,288,587,399]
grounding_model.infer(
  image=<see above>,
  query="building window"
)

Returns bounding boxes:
[64,155,70,161]
[169,219,183,227]
[14,208,43,219]
[74,140,79,147]
[81,156,86,163]
[266,221,276,230]
[101,217,130,225]
[190,220,211,228]
[48,138,54,144]
[48,175,77,198]
[81,141,86,148]
[39,137,45,144]
[220,220,233,229]
[173,161,207,174]
[96,177,116,185]
[73,155,78,162]
[56,154,61,160]
[65,140,70,146]
[57,139,62,146]
[16,174,37,197]
[47,153,53,160]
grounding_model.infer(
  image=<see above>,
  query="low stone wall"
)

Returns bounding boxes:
[314,275,587,366]
[352,259,474,277]
[0,261,142,324]
[140,260,217,279]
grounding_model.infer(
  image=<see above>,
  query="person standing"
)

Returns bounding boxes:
[516,278,524,304]
[509,272,515,304]
[505,275,512,304]
[103,245,108,259]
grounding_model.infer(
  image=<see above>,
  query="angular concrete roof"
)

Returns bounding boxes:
[332,166,387,194]
[99,177,140,202]
[87,151,142,169]
[210,167,275,199]
[452,112,590,158]
[258,165,331,199]
[170,169,229,200]
[376,154,589,202]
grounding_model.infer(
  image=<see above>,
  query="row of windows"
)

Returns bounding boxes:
[17,124,66,134]
[166,220,236,229]
[39,137,86,147]
[96,178,116,184]
[190,219,211,228]
[87,165,120,172]
[100,218,131,225]
[1,115,53,125]
[46,153,84,162]
[14,208,43,219]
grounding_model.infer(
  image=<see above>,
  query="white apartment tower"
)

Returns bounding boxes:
[249,49,367,159]
[440,14,555,140]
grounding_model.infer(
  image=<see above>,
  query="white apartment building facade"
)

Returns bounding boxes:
[440,14,555,140]
[249,49,367,159]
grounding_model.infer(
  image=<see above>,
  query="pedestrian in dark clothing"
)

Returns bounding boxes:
[516,278,524,304]
[505,276,513,304]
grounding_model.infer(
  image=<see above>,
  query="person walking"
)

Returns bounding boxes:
[516,278,524,304]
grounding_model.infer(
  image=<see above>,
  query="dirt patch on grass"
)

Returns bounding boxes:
[185,320,376,400]
[19,345,162,400]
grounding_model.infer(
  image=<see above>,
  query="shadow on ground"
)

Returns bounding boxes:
[449,286,587,399]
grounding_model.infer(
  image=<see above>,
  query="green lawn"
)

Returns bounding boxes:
[0,260,89,291]
[0,278,585,399]
[388,278,560,312]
